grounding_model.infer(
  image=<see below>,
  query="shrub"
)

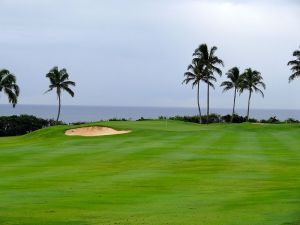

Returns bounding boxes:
[207,113,221,123]
[0,115,62,137]
[259,116,280,124]
[170,115,201,123]
[158,116,167,120]
[268,116,279,123]
[137,117,153,121]
[233,115,246,123]
[71,121,89,125]
[109,118,128,121]
[220,114,246,123]
[221,114,232,123]
[170,114,222,124]
[248,118,258,123]
[285,118,299,123]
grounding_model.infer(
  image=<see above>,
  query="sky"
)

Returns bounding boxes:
[0,0,300,109]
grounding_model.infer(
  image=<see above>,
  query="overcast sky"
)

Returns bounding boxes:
[0,0,299,109]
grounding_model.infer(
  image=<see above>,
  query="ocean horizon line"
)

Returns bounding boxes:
[1,104,300,112]
[1,104,300,123]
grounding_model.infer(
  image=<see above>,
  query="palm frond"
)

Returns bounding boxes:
[287,60,300,66]
[222,86,233,93]
[187,64,195,71]
[290,65,300,72]
[63,86,75,97]
[209,46,218,57]
[62,81,76,86]
[12,84,20,97]
[3,87,18,107]
[44,88,53,94]
[0,69,10,79]
[253,86,264,98]
[289,71,300,82]
[256,81,266,89]
[211,65,222,76]
[208,81,215,89]
[288,47,300,82]
[293,50,300,57]
[220,81,234,92]
[0,69,20,107]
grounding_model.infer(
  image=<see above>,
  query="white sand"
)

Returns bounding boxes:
[65,126,131,137]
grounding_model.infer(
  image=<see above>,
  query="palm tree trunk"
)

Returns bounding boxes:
[197,82,202,124]
[232,88,237,122]
[207,82,210,124]
[247,90,252,121]
[56,94,61,124]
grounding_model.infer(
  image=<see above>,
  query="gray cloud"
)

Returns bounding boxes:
[0,0,299,109]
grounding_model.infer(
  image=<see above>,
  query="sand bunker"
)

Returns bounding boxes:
[65,126,131,137]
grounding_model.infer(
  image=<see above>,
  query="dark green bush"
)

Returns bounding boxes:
[109,118,128,121]
[285,118,299,123]
[248,118,258,123]
[221,114,232,123]
[170,114,280,124]
[169,115,201,123]
[158,116,167,120]
[221,114,246,123]
[261,116,279,124]
[137,117,154,121]
[170,114,222,124]
[0,115,62,137]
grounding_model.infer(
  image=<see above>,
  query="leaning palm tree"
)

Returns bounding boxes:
[239,68,266,121]
[0,69,20,108]
[192,44,224,123]
[45,67,75,123]
[220,67,242,120]
[183,61,216,123]
[288,46,300,82]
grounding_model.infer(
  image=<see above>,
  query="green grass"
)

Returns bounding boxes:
[0,120,300,225]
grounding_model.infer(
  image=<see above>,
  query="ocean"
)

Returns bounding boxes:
[1,104,300,123]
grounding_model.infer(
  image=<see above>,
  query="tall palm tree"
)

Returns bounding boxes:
[45,67,75,123]
[220,67,241,120]
[288,46,300,82]
[0,69,20,107]
[192,44,224,123]
[183,61,216,123]
[239,68,266,121]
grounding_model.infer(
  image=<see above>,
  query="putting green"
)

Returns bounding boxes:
[0,120,300,225]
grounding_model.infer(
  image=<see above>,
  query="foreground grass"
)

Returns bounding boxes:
[0,120,300,225]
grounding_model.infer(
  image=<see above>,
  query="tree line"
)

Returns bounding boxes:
[0,67,75,124]
[183,43,300,123]
[1,44,299,125]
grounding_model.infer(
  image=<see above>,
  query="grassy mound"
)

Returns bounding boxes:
[0,120,300,225]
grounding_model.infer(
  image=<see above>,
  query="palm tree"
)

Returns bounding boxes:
[220,67,241,120]
[288,46,300,82]
[192,44,224,123]
[45,67,75,123]
[183,61,216,123]
[239,68,266,121]
[0,69,20,107]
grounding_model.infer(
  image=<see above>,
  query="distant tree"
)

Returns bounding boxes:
[183,60,215,123]
[0,69,20,108]
[220,67,242,121]
[288,46,300,82]
[239,68,266,120]
[192,44,224,123]
[45,67,75,124]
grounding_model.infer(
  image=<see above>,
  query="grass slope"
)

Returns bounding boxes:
[0,120,300,225]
